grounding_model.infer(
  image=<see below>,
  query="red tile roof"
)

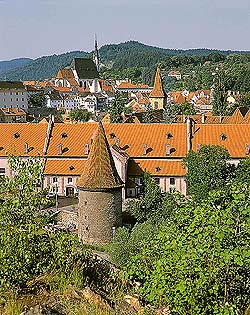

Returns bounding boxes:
[150,65,167,98]
[77,123,123,189]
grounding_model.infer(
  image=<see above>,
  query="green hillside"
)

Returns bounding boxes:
[0,41,248,81]
[0,58,32,74]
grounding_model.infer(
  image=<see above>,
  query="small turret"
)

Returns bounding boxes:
[77,122,123,245]
[149,64,167,110]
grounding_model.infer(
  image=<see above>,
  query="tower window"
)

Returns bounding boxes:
[154,101,158,109]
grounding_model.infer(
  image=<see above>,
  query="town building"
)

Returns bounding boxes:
[0,81,28,111]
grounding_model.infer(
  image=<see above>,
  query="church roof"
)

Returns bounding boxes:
[71,58,99,80]
[77,122,123,190]
[149,65,166,98]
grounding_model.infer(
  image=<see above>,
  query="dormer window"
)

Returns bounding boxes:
[14,132,20,138]
[155,166,161,172]
[110,132,116,139]
[69,165,75,171]
[61,132,67,138]
[220,133,227,141]
[166,132,173,139]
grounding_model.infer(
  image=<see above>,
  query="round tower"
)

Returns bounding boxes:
[77,122,123,245]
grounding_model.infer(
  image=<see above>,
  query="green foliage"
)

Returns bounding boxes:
[183,145,231,200]
[106,92,130,123]
[69,108,92,122]
[239,92,250,109]
[0,156,97,292]
[28,93,46,108]
[110,221,158,267]
[234,157,250,184]
[124,184,250,314]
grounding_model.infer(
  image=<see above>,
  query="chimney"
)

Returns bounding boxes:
[246,144,250,155]
[58,143,63,155]
[201,114,205,124]
[166,144,170,156]
[84,143,89,155]
[219,115,223,123]
[143,143,147,155]
[24,142,28,154]
[186,117,192,152]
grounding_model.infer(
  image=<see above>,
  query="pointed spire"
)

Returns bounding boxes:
[150,64,166,98]
[93,34,100,72]
[77,122,123,190]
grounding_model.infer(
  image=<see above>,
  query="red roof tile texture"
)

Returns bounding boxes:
[77,123,123,189]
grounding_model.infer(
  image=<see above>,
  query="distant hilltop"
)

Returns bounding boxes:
[0,40,249,81]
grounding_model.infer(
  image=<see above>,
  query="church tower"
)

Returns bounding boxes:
[149,64,167,110]
[93,34,101,72]
[77,122,123,245]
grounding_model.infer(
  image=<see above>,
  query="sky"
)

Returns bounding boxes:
[0,0,249,60]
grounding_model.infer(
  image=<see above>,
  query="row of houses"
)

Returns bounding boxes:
[0,119,249,199]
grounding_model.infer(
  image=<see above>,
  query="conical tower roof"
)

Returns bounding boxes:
[150,64,167,98]
[77,122,123,190]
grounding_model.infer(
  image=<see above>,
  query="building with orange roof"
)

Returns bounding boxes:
[117,82,152,93]
[0,119,249,199]
[149,65,167,110]
[0,107,27,123]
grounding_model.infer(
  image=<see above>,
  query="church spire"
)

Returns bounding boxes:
[93,34,100,72]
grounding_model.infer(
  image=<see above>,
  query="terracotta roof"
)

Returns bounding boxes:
[149,65,166,98]
[242,110,250,124]
[56,69,78,87]
[0,123,48,156]
[128,159,186,176]
[0,108,27,116]
[47,123,187,158]
[118,82,149,89]
[44,159,86,175]
[192,124,250,158]
[77,122,123,189]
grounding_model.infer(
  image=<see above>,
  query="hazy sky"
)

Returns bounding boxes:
[0,0,249,60]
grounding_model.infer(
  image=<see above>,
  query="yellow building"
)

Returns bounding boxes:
[149,65,167,110]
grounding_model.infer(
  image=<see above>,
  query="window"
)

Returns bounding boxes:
[16,92,18,95]
[154,177,160,185]
[154,101,158,109]
[53,177,58,183]
[16,98,18,102]
[170,177,175,185]
[0,168,5,175]
[68,177,72,184]
[22,98,24,101]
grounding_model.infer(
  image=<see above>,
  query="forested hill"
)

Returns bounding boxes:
[0,41,248,81]
[0,58,32,74]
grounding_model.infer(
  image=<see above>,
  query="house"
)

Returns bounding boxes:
[0,81,28,111]
[0,108,27,123]
[0,121,249,199]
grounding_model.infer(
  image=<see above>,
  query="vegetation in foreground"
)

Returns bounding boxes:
[110,148,250,315]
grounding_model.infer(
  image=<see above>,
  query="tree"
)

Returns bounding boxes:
[183,145,231,200]
[234,157,250,184]
[107,92,130,123]
[239,92,250,109]
[0,156,95,291]
[212,69,233,115]
[28,93,46,107]
[124,184,250,315]
[69,108,92,122]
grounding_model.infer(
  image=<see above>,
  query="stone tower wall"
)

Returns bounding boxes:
[78,189,122,245]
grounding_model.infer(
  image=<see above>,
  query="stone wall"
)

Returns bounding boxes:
[78,189,122,246]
